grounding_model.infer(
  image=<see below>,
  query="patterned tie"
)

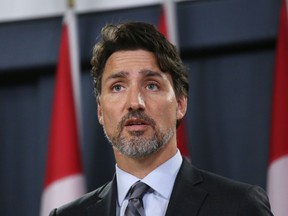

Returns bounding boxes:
[124,181,152,216]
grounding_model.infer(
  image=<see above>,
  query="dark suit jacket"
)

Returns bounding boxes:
[49,159,273,216]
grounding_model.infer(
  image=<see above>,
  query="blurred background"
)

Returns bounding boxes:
[0,0,283,215]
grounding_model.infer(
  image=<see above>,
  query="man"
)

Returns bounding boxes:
[49,22,273,216]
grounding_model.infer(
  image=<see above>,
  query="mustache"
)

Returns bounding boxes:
[118,110,156,130]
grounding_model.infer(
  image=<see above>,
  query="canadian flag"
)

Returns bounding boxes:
[158,0,190,158]
[40,4,85,216]
[267,0,288,215]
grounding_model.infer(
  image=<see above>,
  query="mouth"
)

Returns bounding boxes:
[124,118,149,131]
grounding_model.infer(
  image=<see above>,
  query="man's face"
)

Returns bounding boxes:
[98,50,187,158]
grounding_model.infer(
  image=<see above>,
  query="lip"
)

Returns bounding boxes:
[124,118,149,131]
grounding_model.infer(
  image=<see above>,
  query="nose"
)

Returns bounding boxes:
[127,87,145,111]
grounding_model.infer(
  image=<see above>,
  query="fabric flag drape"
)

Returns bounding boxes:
[40,5,85,216]
[158,1,190,158]
[267,0,288,215]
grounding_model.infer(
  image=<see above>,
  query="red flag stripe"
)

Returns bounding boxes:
[267,1,288,215]
[158,9,168,40]
[177,121,190,157]
[44,23,82,187]
[268,0,288,165]
[40,8,85,216]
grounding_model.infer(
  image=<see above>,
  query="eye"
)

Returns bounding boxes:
[112,84,124,92]
[146,82,159,91]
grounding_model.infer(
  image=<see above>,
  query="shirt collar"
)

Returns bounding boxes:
[116,165,140,206]
[116,150,182,206]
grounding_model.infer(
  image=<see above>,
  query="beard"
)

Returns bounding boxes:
[103,110,175,158]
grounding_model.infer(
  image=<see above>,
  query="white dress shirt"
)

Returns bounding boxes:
[115,150,183,216]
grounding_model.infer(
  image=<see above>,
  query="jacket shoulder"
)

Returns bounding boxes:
[200,168,272,215]
[175,159,273,215]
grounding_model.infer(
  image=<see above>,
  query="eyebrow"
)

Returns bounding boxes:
[139,69,163,78]
[105,69,163,81]
[105,71,129,81]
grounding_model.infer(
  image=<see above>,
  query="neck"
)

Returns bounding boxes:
[114,143,177,179]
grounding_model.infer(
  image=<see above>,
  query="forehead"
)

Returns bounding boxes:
[104,50,159,73]
[102,50,172,80]
[102,49,174,85]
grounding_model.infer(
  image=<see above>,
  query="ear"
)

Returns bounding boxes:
[176,96,187,120]
[97,100,103,125]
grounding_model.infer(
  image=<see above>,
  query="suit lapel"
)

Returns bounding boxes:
[87,176,117,216]
[165,159,208,216]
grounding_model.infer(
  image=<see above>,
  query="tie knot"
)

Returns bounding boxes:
[127,181,152,200]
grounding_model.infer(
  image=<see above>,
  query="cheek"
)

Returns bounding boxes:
[164,91,178,115]
[151,98,178,125]
[101,115,118,137]
[101,105,121,131]
[102,110,115,125]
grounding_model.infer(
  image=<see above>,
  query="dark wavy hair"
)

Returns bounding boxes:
[91,22,189,102]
